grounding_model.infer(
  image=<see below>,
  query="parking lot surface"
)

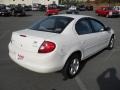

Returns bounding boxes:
[0,11,120,90]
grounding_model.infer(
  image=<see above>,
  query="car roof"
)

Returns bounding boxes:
[54,14,92,19]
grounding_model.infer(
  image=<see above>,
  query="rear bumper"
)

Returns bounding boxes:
[45,12,58,16]
[8,43,64,73]
[111,14,119,16]
[0,12,10,15]
[109,13,119,17]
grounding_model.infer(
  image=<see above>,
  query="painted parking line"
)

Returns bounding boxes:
[74,47,120,90]
[75,76,88,90]
[0,30,10,40]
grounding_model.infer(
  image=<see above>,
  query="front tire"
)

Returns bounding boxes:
[106,14,110,18]
[62,53,81,79]
[96,13,100,16]
[107,36,114,50]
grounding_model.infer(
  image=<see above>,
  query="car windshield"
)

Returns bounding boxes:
[106,7,114,10]
[29,16,73,33]
[102,7,113,10]
[108,7,114,10]
[48,4,57,9]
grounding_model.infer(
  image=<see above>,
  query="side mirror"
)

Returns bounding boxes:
[104,27,111,31]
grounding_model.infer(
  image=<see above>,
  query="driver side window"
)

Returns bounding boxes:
[90,19,105,32]
[102,7,106,10]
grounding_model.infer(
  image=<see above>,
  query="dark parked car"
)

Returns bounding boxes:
[39,5,46,11]
[78,5,86,11]
[86,5,93,11]
[7,4,16,10]
[0,4,11,16]
[24,5,32,11]
[77,5,93,11]
[11,4,26,16]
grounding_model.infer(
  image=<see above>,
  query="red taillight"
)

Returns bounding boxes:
[38,41,56,53]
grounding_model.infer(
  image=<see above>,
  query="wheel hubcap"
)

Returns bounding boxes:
[69,58,80,75]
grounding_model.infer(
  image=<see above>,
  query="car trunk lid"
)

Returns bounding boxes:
[11,29,58,53]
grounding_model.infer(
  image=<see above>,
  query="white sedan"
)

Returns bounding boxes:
[8,14,115,78]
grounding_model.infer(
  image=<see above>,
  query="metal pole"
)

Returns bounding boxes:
[108,0,110,7]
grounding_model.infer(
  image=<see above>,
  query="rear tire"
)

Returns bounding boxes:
[48,14,51,16]
[96,13,100,16]
[62,53,81,79]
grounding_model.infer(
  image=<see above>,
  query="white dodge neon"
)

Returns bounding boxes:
[8,14,115,78]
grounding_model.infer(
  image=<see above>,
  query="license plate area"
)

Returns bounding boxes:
[17,53,24,60]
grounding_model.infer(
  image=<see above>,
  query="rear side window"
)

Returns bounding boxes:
[75,19,93,35]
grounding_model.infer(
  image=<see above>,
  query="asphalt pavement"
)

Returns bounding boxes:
[0,11,120,90]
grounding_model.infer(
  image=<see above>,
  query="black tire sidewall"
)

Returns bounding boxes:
[62,54,81,78]
[108,36,114,50]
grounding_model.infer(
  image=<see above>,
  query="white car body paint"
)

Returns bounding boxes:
[8,14,114,73]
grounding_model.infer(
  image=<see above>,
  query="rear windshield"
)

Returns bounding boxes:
[29,16,74,33]
[102,7,113,10]
[48,4,58,9]
[108,7,114,10]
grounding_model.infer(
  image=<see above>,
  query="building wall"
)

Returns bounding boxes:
[45,0,59,5]
[0,0,32,5]
[0,0,59,5]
